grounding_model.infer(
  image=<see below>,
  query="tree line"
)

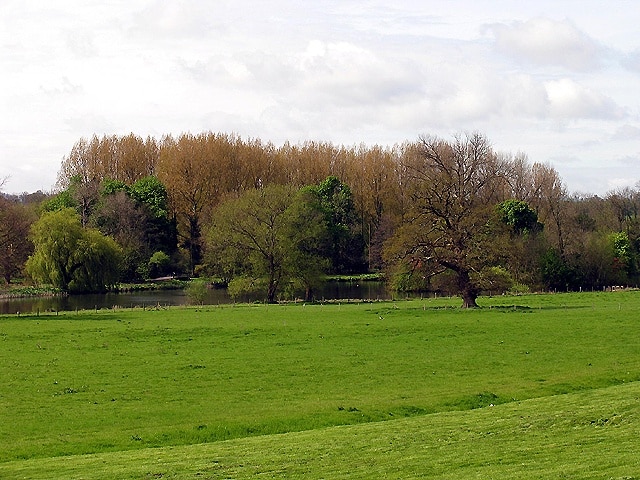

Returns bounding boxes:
[2,132,639,306]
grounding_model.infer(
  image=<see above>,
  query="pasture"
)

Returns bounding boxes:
[1,291,639,478]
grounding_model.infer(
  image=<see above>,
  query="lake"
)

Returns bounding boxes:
[0,281,393,315]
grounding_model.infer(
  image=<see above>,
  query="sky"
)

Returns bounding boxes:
[1,1,640,196]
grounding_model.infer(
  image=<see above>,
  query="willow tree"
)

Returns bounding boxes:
[26,208,122,292]
[385,133,511,308]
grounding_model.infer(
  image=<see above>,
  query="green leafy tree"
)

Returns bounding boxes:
[41,188,76,213]
[284,187,332,300]
[91,178,178,281]
[496,199,545,289]
[540,248,574,291]
[609,231,634,281]
[206,184,330,303]
[303,176,365,274]
[208,185,293,303]
[129,176,177,266]
[26,208,121,292]
[129,176,169,219]
[185,279,208,305]
[497,199,542,235]
[101,179,128,196]
[148,251,171,279]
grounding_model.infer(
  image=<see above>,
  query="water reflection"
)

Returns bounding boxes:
[0,281,391,315]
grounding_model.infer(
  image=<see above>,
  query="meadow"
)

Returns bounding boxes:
[1,291,639,478]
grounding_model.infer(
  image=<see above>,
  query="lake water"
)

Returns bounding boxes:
[0,281,392,315]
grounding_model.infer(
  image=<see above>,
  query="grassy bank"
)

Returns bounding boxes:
[2,381,638,479]
[1,291,639,476]
[0,285,64,299]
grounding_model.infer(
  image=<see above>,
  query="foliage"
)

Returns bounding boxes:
[91,179,177,282]
[148,251,171,279]
[25,208,122,292]
[129,176,169,219]
[206,184,331,302]
[0,285,62,298]
[385,258,431,293]
[226,276,265,300]
[101,179,128,196]
[92,191,147,281]
[470,266,514,294]
[384,133,511,307]
[207,185,292,302]
[497,199,542,235]
[41,188,76,212]
[305,176,366,273]
[540,248,574,291]
[609,231,634,276]
[0,198,35,283]
[5,130,637,295]
[185,279,208,305]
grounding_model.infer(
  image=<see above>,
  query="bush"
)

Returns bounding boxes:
[148,251,171,279]
[227,276,265,300]
[472,266,514,295]
[185,280,208,305]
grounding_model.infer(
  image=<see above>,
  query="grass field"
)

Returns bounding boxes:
[1,291,639,478]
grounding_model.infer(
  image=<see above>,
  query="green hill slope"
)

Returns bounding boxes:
[2,381,639,479]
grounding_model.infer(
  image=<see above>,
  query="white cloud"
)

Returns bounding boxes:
[607,176,640,191]
[132,0,216,39]
[612,124,640,140]
[487,17,606,71]
[545,79,626,119]
[294,41,421,107]
[622,48,640,72]
[501,74,550,118]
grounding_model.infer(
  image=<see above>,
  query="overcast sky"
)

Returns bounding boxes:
[2,1,640,196]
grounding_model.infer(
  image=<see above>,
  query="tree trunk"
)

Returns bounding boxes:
[458,270,479,308]
[267,281,277,304]
[304,285,313,302]
[187,216,201,275]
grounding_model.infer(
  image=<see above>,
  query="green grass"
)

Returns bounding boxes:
[2,382,639,479]
[1,291,639,478]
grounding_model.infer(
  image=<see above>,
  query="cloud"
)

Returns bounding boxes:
[40,76,83,96]
[63,113,116,135]
[65,29,98,58]
[607,175,639,191]
[294,40,421,107]
[486,17,606,71]
[622,48,640,72]
[544,79,625,119]
[132,0,215,39]
[612,124,640,140]
[501,74,550,118]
